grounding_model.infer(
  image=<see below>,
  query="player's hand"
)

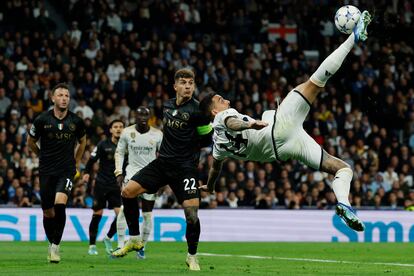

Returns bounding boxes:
[199,184,215,194]
[82,173,90,183]
[116,175,124,188]
[249,120,268,130]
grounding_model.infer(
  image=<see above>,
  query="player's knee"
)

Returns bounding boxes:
[336,166,353,176]
[43,208,55,218]
[337,161,352,172]
[184,207,199,224]
[121,186,137,198]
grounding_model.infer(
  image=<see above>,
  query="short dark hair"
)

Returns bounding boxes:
[109,119,124,129]
[174,68,195,82]
[52,83,69,94]
[199,92,216,121]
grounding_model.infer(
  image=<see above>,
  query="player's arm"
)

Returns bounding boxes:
[197,123,213,147]
[83,142,100,182]
[75,135,86,170]
[200,157,224,193]
[225,117,268,131]
[27,135,40,156]
[28,119,42,156]
[114,131,127,186]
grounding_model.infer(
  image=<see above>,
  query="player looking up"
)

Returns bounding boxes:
[114,107,163,259]
[112,68,213,271]
[83,119,125,255]
[200,11,372,232]
[28,83,86,263]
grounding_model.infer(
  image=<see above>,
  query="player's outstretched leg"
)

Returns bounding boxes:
[103,215,117,255]
[353,10,372,42]
[297,10,372,104]
[88,213,102,255]
[112,180,147,258]
[111,197,143,257]
[184,203,201,271]
[320,154,365,232]
[137,197,155,260]
[116,206,127,250]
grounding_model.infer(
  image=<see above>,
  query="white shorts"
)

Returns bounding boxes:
[123,178,157,201]
[274,90,323,169]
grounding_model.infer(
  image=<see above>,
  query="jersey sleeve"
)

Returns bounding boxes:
[213,108,240,129]
[29,115,43,139]
[75,117,86,140]
[212,144,226,161]
[156,131,163,152]
[114,130,127,177]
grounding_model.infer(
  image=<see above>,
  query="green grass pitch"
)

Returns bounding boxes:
[1,242,413,275]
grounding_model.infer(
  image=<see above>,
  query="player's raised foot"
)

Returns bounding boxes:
[353,10,372,42]
[88,245,98,255]
[186,254,200,271]
[49,244,61,263]
[111,239,144,258]
[336,203,365,232]
[136,248,146,259]
[103,237,113,255]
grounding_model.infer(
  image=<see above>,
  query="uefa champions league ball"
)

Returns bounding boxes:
[334,5,361,34]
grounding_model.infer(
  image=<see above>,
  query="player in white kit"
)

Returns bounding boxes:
[114,107,163,258]
[199,11,372,232]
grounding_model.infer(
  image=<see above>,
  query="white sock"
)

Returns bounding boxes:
[310,33,355,87]
[142,212,153,247]
[116,206,126,248]
[332,167,353,206]
[129,235,140,241]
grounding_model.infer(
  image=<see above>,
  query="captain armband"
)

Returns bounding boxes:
[197,124,213,135]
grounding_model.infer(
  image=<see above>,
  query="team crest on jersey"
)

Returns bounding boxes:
[130,132,136,139]
[69,123,76,131]
[58,123,63,130]
[181,112,190,121]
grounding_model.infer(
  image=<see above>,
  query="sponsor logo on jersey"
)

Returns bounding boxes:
[165,118,187,129]
[58,123,63,130]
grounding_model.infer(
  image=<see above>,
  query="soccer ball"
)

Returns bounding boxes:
[334,5,361,34]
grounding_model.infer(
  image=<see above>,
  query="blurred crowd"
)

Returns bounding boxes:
[0,0,414,210]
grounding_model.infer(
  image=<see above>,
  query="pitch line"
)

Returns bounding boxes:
[199,253,414,267]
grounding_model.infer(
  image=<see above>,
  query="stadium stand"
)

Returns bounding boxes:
[0,0,413,211]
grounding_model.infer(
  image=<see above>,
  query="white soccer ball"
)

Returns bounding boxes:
[334,5,361,34]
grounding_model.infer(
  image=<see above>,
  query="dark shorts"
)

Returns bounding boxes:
[92,186,121,211]
[40,174,74,210]
[131,158,200,204]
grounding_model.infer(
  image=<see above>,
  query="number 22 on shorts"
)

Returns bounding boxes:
[183,178,196,191]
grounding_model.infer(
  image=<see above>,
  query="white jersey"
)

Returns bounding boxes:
[115,125,163,179]
[212,108,276,162]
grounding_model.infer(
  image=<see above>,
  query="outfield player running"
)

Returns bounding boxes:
[28,83,86,263]
[83,119,124,255]
[111,69,213,271]
[199,11,372,232]
[114,107,163,259]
